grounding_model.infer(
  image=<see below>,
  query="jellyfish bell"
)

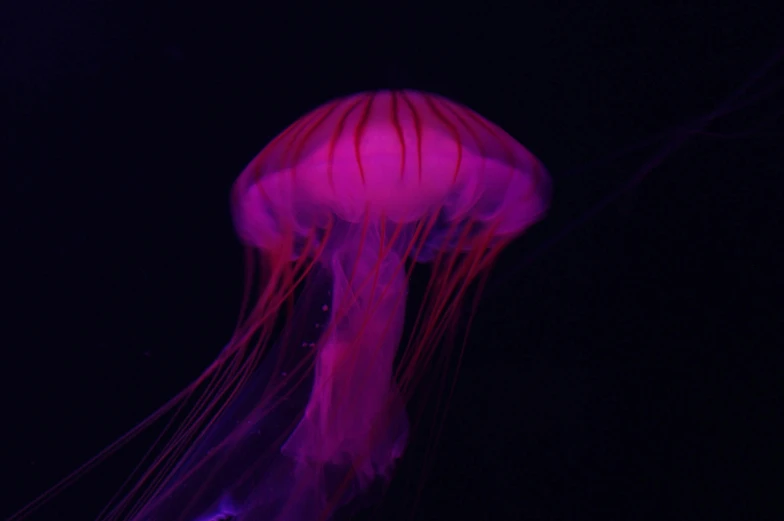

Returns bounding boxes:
[232,90,551,256]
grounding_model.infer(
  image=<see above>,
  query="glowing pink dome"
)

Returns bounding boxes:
[233,90,551,252]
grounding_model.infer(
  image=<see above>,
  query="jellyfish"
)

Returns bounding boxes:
[10,90,550,521]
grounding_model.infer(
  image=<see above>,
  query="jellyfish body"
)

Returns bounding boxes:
[47,90,551,521]
[229,90,548,519]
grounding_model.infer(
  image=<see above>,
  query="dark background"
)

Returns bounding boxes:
[3,2,783,520]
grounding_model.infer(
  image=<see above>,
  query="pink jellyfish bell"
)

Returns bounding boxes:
[226,89,551,519]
